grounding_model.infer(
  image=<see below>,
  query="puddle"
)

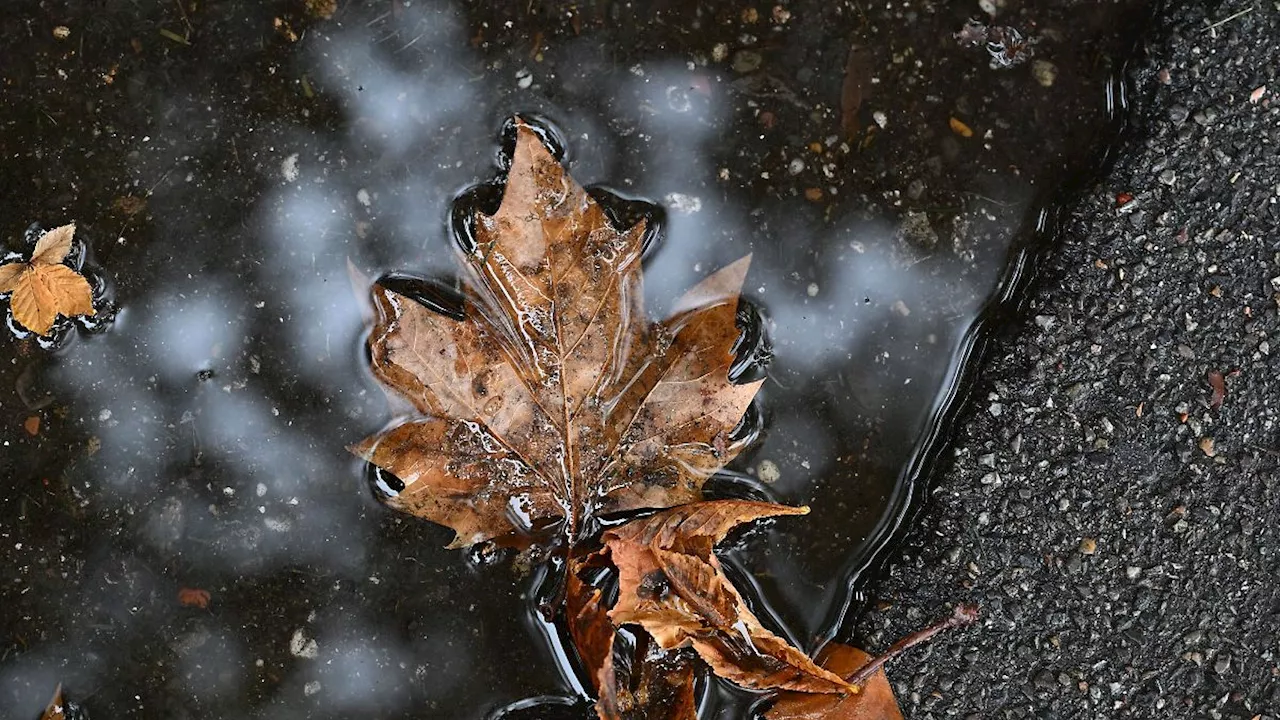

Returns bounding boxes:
[0,1,1150,716]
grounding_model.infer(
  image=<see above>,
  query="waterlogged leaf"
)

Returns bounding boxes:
[351,120,762,547]
[604,500,853,695]
[764,645,904,720]
[40,684,68,720]
[567,555,699,720]
[0,223,95,336]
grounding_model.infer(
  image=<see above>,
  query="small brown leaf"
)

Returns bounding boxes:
[178,587,211,608]
[0,224,96,336]
[24,415,40,436]
[764,645,904,720]
[605,500,852,694]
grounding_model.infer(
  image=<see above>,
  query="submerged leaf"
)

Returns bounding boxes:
[764,645,904,720]
[567,555,698,720]
[352,120,762,547]
[40,684,68,720]
[604,500,853,695]
[0,223,95,336]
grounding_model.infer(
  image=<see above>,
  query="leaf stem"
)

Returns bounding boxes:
[847,603,979,690]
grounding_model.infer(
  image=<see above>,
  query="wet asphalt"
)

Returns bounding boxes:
[856,2,1280,718]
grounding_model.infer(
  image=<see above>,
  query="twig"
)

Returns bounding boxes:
[847,603,980,690]
[1201,7,1252,33]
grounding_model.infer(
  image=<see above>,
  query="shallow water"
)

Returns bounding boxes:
[0,1,1148,717]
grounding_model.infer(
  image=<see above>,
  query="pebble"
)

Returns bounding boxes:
[756,459,781,483]
[1031,60,1058,87]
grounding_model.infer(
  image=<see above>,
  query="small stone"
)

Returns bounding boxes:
[289,629,319,659]
[53,26,71,40]
[732,50,762,74]
[1125,565,1142,580]
[756,459,781,483]
[1031,60,1058,87]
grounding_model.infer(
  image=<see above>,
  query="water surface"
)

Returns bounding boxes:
[0,1,1148,716]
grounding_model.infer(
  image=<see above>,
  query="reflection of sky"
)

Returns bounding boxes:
[22,0,1026,715]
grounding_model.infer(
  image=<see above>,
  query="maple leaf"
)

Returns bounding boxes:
[0,223,96,336]
[351,119,763,548]
[603,500,854,696]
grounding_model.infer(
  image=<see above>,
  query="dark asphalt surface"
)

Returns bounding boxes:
[857,1,1280,718]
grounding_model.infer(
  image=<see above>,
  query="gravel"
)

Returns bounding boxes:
[856,2,1280,718]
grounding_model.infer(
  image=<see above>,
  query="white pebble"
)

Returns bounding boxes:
[290,629,319,659]
[757,459,781,484]
[281,154,300,183]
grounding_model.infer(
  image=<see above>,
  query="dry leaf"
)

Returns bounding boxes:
[351,120,762,547]
[604,500,852,695]
[0,223,95,336]
[764,645,904,720]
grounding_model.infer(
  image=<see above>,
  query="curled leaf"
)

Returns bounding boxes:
[604,500,852,695]
[567,556,698,719]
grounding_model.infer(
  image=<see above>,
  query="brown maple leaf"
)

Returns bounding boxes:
[603,500,854,696]
[351,119,762,548]
[0,223,96,336]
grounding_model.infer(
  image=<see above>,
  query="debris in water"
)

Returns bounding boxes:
[305,0,337,19]
[23,415,40,436]
[949,117,974,138]
[954,19,1037,68]
[178,587,211,608]
[281,153,300,182]
[841,44,873,139]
